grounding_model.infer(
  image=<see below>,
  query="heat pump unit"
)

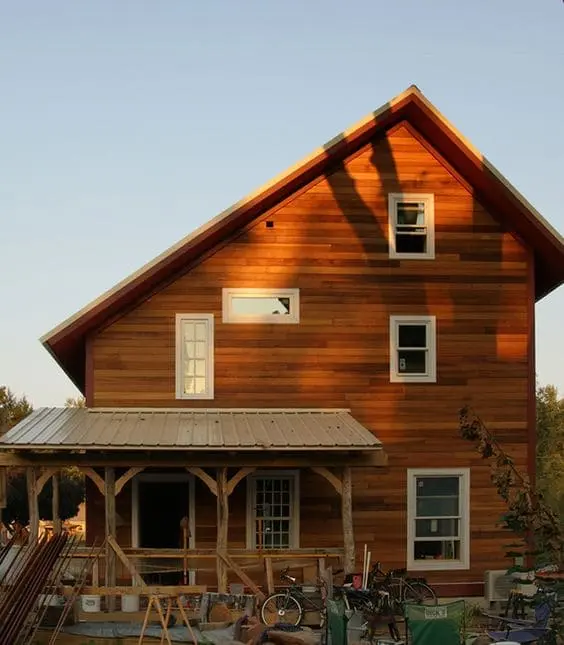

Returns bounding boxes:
[484,570,513,604]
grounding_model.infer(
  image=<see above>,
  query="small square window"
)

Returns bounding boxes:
[390,316,436,383]
[175,314,214,399]
[408,469,470,570]
[389,193,435,259]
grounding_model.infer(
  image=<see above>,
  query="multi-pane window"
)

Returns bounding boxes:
[407,469,470,570]
[388,193,435,259]
[222,288,300,324]
[248,474,298,549]
[175,314,214,399]
[389,316,436,383]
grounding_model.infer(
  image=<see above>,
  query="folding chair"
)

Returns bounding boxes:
[404,599,466,645]
[487,599,552,643]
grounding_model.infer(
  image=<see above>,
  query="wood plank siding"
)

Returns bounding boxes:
[89,122,530,586]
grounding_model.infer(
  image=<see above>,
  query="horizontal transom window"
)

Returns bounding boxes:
[222,288,300,323]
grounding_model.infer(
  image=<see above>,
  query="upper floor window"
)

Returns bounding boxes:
[175,314,214,399]
[407,469,470,570]
[388,193,435,259]
[222,288,300,324]
[390,315,436,383]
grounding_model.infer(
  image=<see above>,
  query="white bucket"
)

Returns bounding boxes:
[81,595,101,613]
[121,594,139,612]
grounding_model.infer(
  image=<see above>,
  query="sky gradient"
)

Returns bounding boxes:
[1,0,563,406]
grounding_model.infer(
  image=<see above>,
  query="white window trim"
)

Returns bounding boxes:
[246,470,300,550]
[222,288,300,324]
[407,468,470,571]
[175,313,214,400]
[390,315,436,383]
[388,193,435,260]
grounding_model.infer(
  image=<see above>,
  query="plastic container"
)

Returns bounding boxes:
[81,595,101,612]
[121,594,140,612]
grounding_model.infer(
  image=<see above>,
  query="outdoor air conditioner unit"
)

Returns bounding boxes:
[484,570,513,604]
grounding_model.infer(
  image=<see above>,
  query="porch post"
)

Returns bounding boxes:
[105,467,116,611]
[341,466,355,574]
[26,467,39,542]
[52,472,61,535]
[216,467,229,593]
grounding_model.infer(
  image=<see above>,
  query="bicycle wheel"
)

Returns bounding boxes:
[403,581,437,605]
[260,593,303,626]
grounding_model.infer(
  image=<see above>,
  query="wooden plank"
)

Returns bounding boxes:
[26,466,39,542]
[107,534,145,586]
[186,467,218,496]
[81,466,105,495]
[226,467,256,496]
[216,467,228,593]
[36,467,57,494]
[341,466,355,574]
[52,472,61,534]
[105,466,116,611]
[218,551,265,601]
[61,584,207,597]
[265,556,274,595]
[311,467,342,495]
[115,466,145,495]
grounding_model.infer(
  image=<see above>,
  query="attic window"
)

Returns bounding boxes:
[175,314,214,400]
[222,288,300,324]
[388,193,435,259]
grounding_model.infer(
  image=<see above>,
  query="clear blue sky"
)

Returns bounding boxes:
[1,0,563,407]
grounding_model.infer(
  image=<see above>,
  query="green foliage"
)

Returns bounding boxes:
[4,468,85,525]
[0,386,32,434]
[537,385,564,526]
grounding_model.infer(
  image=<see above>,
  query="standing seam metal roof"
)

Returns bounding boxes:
[0,408,383,452]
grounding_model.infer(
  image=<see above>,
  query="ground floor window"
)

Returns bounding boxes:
[247,471,299,549]
[407,468,470,570]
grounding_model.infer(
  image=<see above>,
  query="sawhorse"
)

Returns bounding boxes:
[138,594,198,645]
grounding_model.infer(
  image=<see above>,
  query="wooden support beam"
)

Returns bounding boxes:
[105,467,116,611]
[216,467,228,593]
[81,467,105,495]
[186,467,217,496]
[264,556,274,595]
[26,467,39,542]
[115,466,145,495]
[311,467,342,495]
[52,472,61,534]
[0,467,7,509]
[218,551,266,601]
[62,584,207,597]
[341,466,355,574]
[226,467,255,496]
[36,467,58,495]
[107,535,145,586]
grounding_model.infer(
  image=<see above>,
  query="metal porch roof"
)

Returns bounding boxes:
[0,407,383,452]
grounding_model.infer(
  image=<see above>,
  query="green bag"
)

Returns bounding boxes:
[405,600,466,645]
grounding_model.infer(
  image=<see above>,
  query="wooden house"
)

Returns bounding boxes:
[1,85,563,599]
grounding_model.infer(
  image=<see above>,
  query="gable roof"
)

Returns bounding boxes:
[41,85,564,392]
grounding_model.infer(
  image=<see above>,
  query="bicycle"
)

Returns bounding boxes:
[260,567,326,627]
[367,561,437,615]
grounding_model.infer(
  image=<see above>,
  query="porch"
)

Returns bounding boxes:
[0,407,387,603]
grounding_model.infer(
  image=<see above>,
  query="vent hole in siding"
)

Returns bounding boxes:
[265,220,274,228]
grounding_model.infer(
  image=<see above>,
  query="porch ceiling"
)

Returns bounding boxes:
[0,407,383,452]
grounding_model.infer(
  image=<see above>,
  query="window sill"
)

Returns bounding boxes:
[408,560,469,572]
[389,252,436,260]
[390,374,436,383]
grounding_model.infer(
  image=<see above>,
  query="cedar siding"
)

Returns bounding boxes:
[89,122,530,585]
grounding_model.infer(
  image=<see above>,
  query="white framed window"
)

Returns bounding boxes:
[246,471,300,549]
[175,314,214,399]
[388,193,435,259]
[390,315,436,383]
[222,288,300,324]
[407,469,470,571]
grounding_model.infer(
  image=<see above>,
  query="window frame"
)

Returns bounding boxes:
[246,470,300,550]
[407,468,470,571]
[175,313,215,400]
[389,315,437,383]
[388,193,435,260]
[222,288,300,324]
